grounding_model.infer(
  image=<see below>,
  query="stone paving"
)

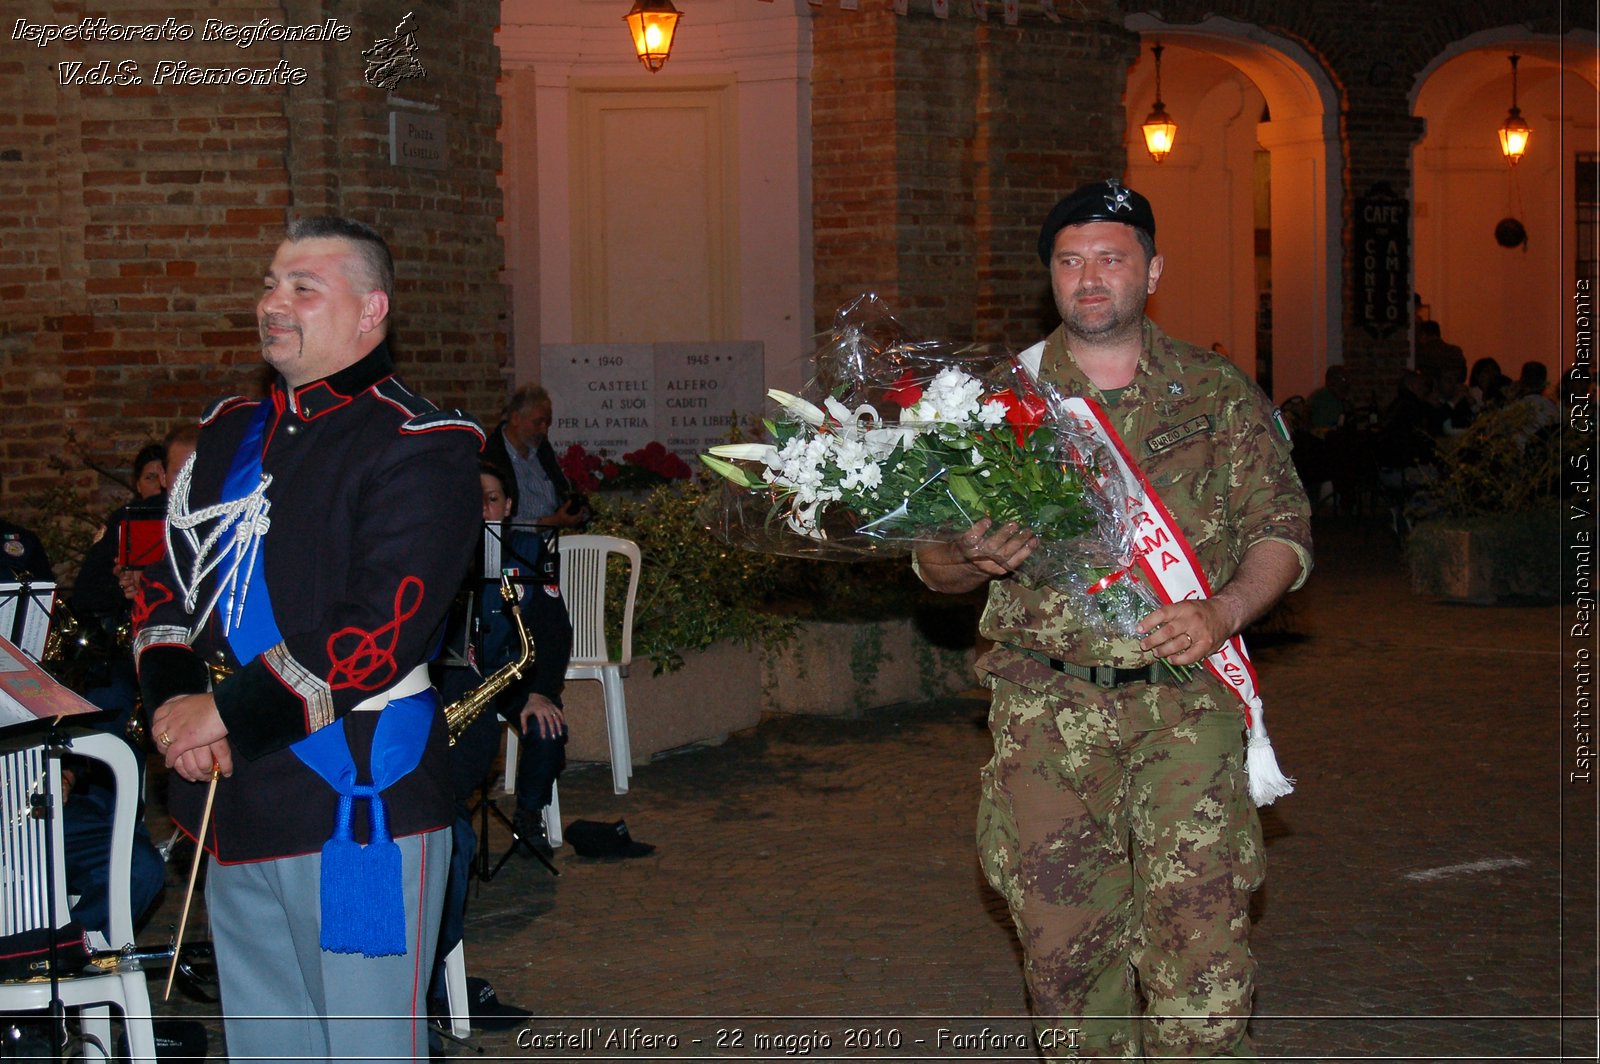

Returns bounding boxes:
[124,515,1596,1061]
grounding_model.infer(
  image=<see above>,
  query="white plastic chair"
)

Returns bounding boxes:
[0,729,157,1062]
[558,534,641,794]
[441,940,470,1039]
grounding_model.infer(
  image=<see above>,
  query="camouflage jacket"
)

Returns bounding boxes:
[979,319,1312,689]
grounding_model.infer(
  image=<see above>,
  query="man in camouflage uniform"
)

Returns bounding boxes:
[917,180,1312,1059]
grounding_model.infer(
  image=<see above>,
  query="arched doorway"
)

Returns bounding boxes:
[1411,29,1599,389]
[1123,15,1343,403]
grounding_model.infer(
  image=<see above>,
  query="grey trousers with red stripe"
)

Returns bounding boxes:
[205,827,451,1063]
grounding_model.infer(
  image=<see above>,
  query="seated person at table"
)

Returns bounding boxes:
[1307,364,1352,431]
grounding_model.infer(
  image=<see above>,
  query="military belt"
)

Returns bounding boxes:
[1017,643,1171,684]
[1012,646,1170,688]
[1047,659,1165,688]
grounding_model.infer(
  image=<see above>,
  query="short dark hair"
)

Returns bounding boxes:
[1131,227,1156,263]
[285,216,395,300]
[131,443,165,484]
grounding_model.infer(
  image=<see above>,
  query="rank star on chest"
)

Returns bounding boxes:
[1168,381,1184,395]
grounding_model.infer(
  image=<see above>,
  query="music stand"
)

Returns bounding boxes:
[0,580,57,661]
[469,773,559,880]
[1,613,103,1064]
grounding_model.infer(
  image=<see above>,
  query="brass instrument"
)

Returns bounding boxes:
[206,655,233,689]
[441,574,535,745]
[41,603,82,670]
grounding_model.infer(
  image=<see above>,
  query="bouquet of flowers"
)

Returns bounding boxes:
[699,294,1158,644]
[705,295,1295,803]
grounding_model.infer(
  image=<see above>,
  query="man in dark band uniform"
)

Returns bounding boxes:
[136,217,482,1061]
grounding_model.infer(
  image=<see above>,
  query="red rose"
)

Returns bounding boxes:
[989,387,1049,447]
[884,370,924,409]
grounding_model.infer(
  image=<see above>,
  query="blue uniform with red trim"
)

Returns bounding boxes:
[134,341,483,864]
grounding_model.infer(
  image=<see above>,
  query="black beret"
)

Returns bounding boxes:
[1037,179,1157,264]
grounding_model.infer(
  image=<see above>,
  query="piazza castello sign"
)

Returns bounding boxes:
[541,342,765,461]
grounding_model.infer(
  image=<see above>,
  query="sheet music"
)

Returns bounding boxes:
[0,633,99,729]
[482,521,504,580]
[0,581,57,662]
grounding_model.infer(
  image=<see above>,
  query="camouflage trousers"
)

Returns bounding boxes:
[977,676,1265,1060]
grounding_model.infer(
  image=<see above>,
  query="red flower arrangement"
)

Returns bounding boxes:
[559,440,692,493]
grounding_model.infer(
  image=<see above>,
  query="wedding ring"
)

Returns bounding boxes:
[1183,634,1193,648]
[159,731,173,748]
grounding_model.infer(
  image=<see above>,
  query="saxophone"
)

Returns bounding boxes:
[41,604,82,670]
[442,574,536,745]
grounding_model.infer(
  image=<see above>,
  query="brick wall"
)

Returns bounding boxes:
[4,0,1591,568]
[0,0,505,571]
[967,19,1134,350]
[811,3,1131,349]
[811,6,902,337]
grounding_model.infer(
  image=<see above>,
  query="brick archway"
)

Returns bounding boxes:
[1124,14,1344,403]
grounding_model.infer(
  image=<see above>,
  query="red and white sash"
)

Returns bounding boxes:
[1053,390,1294,806]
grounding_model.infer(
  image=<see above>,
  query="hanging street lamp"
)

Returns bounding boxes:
[624,0,682,73]
[1141,42,1178,164]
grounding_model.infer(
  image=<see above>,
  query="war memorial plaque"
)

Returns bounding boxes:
[542,342,764,460]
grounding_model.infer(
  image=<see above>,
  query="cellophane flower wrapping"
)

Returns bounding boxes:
[702,294,1162,642]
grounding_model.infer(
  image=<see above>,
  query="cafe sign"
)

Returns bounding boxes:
[1355,183,1409,338]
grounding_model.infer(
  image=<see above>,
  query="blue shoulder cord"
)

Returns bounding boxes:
[218,400,433,957]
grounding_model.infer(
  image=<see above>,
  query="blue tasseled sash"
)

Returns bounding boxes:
[218,401,431,957]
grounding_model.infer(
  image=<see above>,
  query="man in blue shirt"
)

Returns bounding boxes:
[482,385,589,530]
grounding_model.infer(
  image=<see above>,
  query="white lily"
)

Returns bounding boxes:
[768,388,827,428]
[698,454,761,489]
[823,396,882,435]
[708,443,780,466]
